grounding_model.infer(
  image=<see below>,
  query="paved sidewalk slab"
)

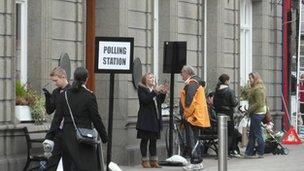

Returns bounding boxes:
[119,144,304,171]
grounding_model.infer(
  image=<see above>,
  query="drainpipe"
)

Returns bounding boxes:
[153,0,159,82]
[282,0,291,131]
[203,0,207,81]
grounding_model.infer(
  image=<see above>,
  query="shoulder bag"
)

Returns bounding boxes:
[64,91,98,146]
[263,99,273,124]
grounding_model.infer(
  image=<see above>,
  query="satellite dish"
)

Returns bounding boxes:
[59,53,71,80]
[132,58,142,89]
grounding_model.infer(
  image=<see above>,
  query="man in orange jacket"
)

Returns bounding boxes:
[180,65,210,171]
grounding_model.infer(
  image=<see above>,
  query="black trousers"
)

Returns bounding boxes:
[140,139,157,158]
[46,131,71,171]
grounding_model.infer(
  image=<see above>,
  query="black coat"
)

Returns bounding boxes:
[213,86,238,118]
[55,87,108,171]
[136,84,166,133]
[45,84,71,140]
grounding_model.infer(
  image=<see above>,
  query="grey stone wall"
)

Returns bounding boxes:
[95,0,158,165]
[95,0,210,165]
[51,0,85,76]
[176,0,204,88]
[94,0,284,165]
[177,0,203,67]
[251,1,282,115]
[222,0,239,89]
[28,0,86,89]
[207,0,283,116]
[159,0,205,105]
[0,0,14,123]
[206,0,220,89]
[0,0,86,170]
[0,0,285,168]
[206,0,240,91]
[0,0,20,170]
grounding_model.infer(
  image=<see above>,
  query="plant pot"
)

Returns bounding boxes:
[15,105,33,121]
[239,100,249,112]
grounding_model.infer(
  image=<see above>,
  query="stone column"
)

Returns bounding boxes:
[0,0,14,123]
[28,0,52,89]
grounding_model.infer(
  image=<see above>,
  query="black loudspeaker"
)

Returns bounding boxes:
[163,41,187,73]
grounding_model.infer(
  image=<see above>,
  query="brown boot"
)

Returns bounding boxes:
[150,160,161,168]
[141,161,151,168]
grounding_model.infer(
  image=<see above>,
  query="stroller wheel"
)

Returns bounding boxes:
[273,148,280,155]
[281,148,289,155]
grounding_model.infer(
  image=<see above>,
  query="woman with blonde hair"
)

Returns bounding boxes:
[136,73,168,168]
[244,72,267,158]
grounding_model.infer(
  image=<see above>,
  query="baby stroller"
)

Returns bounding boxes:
[262,123,289,155]
[237,106,289,155]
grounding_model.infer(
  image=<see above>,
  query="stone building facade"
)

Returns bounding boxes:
[0,0,284,169]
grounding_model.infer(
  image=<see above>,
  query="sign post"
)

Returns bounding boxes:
[95,37,134,171]
[163,41,186,157]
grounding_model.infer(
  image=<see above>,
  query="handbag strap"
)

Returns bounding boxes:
[153,97,159,119]
[265,98,269,112]
[64,91,78,131]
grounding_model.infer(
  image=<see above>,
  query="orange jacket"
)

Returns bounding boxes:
[180,79,210,128]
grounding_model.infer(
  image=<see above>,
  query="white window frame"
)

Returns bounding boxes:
[240,0,252,85]
[153,0,159,82]
[16,0,28,85]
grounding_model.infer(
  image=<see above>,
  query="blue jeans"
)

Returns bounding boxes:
[245,114,265,156]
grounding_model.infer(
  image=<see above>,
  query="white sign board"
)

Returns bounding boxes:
[95,37,134,73]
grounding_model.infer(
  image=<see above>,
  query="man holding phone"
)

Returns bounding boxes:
[43,66,71,171]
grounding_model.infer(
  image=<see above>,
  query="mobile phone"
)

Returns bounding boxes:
[42,82,51,92]
[43,82,50,88]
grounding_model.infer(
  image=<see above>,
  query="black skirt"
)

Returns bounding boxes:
[137,129,160,139]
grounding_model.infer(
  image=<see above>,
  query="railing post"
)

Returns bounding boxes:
[218,114,228,171]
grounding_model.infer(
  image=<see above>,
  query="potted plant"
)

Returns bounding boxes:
[16,82,32,121]
[15,82,46,123]
[239,83,250,111]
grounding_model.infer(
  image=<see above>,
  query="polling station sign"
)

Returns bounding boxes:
[95,37,134,73]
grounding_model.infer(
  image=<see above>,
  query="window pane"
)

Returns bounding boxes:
[16,3,21,80]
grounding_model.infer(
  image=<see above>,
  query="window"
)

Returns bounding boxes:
[240,0,252,85]
[16,0,28,84]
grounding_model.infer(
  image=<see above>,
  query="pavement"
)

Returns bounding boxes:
[119,143,304,171]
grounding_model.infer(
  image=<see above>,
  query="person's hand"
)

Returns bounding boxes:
[161,82,169,94]
[42,88,51,98]
[101,136,109,144]
[200,80,206,87]
[181,115,187,125]
[154,85,163,93]
[238,106,247,114]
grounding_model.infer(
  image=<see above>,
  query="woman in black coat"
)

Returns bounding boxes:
[213,74,239,157]
[55,67,108,171]
[136,73,168,168]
